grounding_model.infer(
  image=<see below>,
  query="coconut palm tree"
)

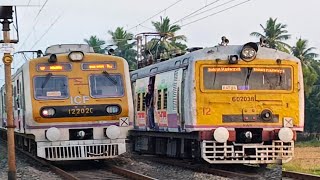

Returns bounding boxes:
[250,18,291,52]
[148,16,187,59]
[108,27,137,69]
[291,38,319,96]
[84,35,106,54]
[292,38,318,65]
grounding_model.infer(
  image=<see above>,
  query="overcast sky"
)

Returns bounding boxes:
[0,0,319,81]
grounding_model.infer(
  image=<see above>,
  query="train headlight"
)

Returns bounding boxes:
[106,105,120,114]
[41,108,56,117]
[261,109,273,121]
[228,55,239,64]
[278,127,293,142]
[105,125,120,139]
[68,51,84,61]
[240,42,258,62]
[214,127,229,143]
[77,130,86,139]
[46,127,60,141]
[48,54,57,63]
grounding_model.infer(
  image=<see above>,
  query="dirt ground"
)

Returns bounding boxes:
[283,147,320,175]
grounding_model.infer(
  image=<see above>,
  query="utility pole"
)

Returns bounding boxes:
[0,6,16,180]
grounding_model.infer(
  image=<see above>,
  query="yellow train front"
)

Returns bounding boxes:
[130,42,304,165]
[0,44,133,161]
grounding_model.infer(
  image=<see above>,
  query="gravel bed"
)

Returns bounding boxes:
[108,153,283,180]
[0,142,62,180]
[108,153,231,180]
[0,141,283,180]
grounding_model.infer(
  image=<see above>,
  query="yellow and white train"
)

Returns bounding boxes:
[130,42,304,165]
[0,44,133,161]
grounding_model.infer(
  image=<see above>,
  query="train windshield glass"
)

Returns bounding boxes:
[89,74,124,98]
[202,67,292,90]
[34,76,69,99]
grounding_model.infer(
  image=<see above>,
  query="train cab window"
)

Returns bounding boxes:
[89,74,124,98]
[202,67,292,91]
[34,76,69,100]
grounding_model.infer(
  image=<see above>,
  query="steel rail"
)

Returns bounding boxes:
[283,170,320,180]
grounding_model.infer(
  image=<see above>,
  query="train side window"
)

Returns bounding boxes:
[1,94,4,113]
[19,82,23,109]
[163,88,168,109]
[157,89,162,110]
[137,93,141,111]
[13,86,17,110]
[142,92,146,111]
[17,80,20,93]
[3,93,6,111]
[13,86,17,98]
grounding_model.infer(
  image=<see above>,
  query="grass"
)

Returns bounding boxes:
[283,146,320,176]
[296,139,320,147]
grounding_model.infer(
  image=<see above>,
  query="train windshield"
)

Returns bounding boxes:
[89,74,124,98]
[202,67,292,90]
[34,76,69,99]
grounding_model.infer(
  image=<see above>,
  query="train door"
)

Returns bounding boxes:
[147,76,156,130]
[13,74,24,133]
[180,68,187,130]
[134,77,149,130]
[154,69,183,132]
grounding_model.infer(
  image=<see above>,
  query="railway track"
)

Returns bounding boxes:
[136,154,320,180]
[1,137,156,180]
[54,160,156,180]
[134,155,269,179]
[282,170,320,180]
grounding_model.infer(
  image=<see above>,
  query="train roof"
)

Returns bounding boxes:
[45,44,94,55]
[130,44,301,81]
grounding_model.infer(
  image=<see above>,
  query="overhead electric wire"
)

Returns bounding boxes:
[30,12,63,49]
[180,0,251,27]
[17,0,50,51]
[181,0,238,21]
[126,0,183,31]
[172,0,220,24]
[33,0,49,21]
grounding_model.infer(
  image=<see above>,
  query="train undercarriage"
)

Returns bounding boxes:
[129,130,294,165]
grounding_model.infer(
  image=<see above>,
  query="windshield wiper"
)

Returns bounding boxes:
[278,72,283,86]
[212,71,217,88]
[102,71,117,85]
[41,73,53,89]
[244,67,253,88]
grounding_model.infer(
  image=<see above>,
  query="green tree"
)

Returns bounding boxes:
[250,18,291,52]
[292,38,318,65]
[108,27,137,69]
[292,38,319,96]
[291,38,320,132]
[84,35,106,54]
[148,16,187,59]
